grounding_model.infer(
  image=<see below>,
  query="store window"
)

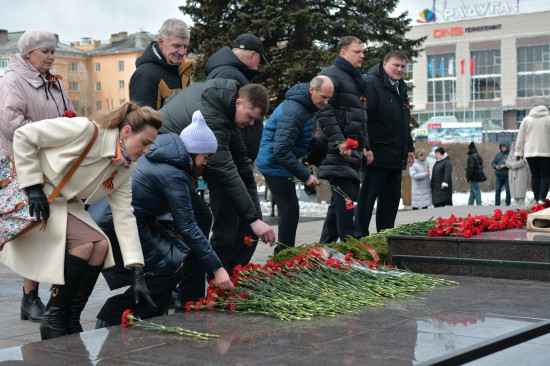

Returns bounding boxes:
[471,49,501,100]
[517,44,550,98]
[427,53,456,103]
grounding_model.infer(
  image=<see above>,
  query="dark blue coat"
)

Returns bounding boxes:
[93,133,222,289]
[256,83,317,181]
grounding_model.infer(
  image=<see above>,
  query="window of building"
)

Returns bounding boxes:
[69,82,80,92]
[0,58,8,68]
[96,101,102,111]
[94,63,100,72]
[471,49,501,100]
[118,60,124,71]
[119,80,124,90]
[403,59,414,104]
[427,53,456,103]
[517,44,550,98]
[119,99,126,105]
[95,82,101,91]
[69,62,79,72]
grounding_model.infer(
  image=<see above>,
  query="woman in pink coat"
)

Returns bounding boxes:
[0,29,74,324]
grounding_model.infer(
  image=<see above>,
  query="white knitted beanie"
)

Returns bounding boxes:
[18,29,57,55]
[179,110,218,154]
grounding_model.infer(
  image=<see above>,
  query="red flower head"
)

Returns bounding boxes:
[345,138,359,150]
[344,253,354,261]
[122,309,134,328]
[345,199,356,210]
[243,236,254,247]
[185,301,196,312]
[62,110,77,118]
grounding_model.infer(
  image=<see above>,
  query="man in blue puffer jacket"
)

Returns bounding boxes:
[92,111,235,326]
[257,76,334,253]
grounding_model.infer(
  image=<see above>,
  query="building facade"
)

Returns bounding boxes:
[0,30,195,117]
[406,10,550,131]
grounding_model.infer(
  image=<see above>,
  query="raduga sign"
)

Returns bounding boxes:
[442,1,516,21]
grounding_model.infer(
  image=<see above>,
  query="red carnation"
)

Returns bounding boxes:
[345,138,359,150]
[122,309,134,328]
[344,253,354,261]
[62,110,77,118]
[243,236,254,247]
[345,199,356,210]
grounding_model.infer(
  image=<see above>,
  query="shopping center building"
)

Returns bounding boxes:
[405,8,550,130]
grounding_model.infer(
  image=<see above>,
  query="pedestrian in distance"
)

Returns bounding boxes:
[431,147,453,207]
[466,141,486,206]
[492,142,511,206]
[409,149,431,210]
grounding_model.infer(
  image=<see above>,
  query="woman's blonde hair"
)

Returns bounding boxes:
[94,101,162,132]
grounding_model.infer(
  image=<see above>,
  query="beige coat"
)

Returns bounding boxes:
[506,154,527,199]
[0,117,144,284]
[0,53,73,157]
[516,106,550,158]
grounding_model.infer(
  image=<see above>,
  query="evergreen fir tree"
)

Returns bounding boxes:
[180,0,425,110]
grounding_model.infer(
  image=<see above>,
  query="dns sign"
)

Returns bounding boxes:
[434,27,464,38]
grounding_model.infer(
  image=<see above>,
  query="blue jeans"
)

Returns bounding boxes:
[468,181,482,205]
[495,175,511,206]
[264,175,299,253]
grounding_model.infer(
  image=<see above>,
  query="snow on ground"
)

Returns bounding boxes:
[259,186,537,218]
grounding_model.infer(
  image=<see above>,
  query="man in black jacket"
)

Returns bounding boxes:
[203,34,267,272]
[158,80,276,307]
[354,50,414,238]
[129,19,194,110]
[317,36,371,243]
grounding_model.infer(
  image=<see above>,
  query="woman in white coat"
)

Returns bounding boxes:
[506,138,527,207]
[409,149,432,209]
[1,102,159,340]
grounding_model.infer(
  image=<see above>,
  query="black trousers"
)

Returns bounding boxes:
[208,178,261,277]
[320,177,359,243]
[264,175,299,253]
[354,166,402,238]
[97,271,180,325]
[527,157,550,202]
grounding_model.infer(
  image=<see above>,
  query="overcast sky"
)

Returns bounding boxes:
[1,0,548,44]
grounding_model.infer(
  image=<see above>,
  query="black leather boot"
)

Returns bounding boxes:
[40,254,87,340]
[21,285,45,322]
[66,264,102,334]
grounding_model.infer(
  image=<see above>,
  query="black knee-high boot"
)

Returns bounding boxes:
[66,264,102,334]
[40,254,87,340]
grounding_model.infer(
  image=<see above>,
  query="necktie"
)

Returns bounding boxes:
[394,83,399,95]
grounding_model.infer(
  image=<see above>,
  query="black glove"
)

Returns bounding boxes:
[26,184,49,221]
[132,266,157,311]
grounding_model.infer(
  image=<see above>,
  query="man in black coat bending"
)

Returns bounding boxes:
[354,50,414,238]
[317,36,371,243]
[203,34,267,273]
[158,79,276,309]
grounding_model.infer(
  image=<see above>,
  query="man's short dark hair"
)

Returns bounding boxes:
[435,147,446,155]
[238,84,270,115]
[337,36,362,54]
[383,50,408,63]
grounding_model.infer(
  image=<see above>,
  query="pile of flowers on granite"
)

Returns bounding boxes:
[121,309,219,339]
[184,249,456,321]
[428,199,550,238]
